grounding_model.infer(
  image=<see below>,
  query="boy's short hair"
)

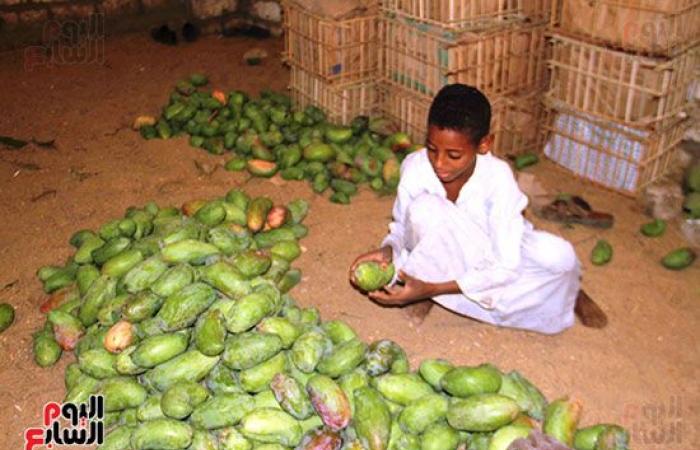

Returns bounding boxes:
[427,84,491,145]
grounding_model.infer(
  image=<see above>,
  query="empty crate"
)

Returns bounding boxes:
[546,34,699,129]
[282,0,379,84]
[550,0,700,57]
[379,17,548,99]
[543,104,692,195]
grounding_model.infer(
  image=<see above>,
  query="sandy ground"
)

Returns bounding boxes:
[0,33,698,450]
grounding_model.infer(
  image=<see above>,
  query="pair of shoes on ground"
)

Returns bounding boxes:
[534,194,614,229]
[151,22,200,46]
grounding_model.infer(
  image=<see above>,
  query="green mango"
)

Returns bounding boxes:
[141,350,220,392]
[304,143,335,162]
[156,282,217,332]
[190,393,255,430]
[130,418,193,449]
[239,408,303,447]
[101,425,136,450]
[256,316,302,348]
[488,424,532,450]
[447,394,520,432]
[102,377,147,412]
[240,352,288,393]
[78,348,118,379]
[661,247,696,270]
[222,331,283,370]
[421,422,460,450]
[270,372,314,419]
[498,370,547,421]
[194,309,227,356]
[232,250,272,279]
[200,260,252,298]
[639,219,666,237]
[206,362,245,395]
[543,398,581,446]
[317,338,368,378]
[574,424,610,450]
[306,375,351,431]
[353,387,392,450]
[225,292,277,333]
[290,328,332,373]
[151,264,195,297]
[353,262,394,291]
[33,329,62,367]
[322,320,357,344]
[160,381,209,419]
[372,373,434,406]
[591,240,613,266]
[398,393,448,434]
[132,332,189,368]
[419,359,454,390]
[441,364,503,398]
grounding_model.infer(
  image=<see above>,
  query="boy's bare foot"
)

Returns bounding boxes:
[403,301,433,325]
[575,290,608,329]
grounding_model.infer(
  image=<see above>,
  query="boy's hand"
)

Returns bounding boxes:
[368,271,435,306]
[349,246,392,287]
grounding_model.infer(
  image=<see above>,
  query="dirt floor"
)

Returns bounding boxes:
[0,33,698,450]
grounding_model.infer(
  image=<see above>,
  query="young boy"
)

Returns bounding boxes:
[349,84,606,334]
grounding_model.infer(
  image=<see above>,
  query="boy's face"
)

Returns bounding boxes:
[425,125,492,185]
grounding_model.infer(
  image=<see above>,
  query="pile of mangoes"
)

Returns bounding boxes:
[136,73,416,205]
[32,189,628,450]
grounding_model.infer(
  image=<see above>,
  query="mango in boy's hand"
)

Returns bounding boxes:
[353,262,395,292]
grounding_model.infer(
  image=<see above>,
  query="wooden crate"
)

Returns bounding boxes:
[289,67,380,125]
[546,34,699,130]
[491,91,546,157]
[379,17,547,99]
[550,0,700,57]
[282,0,379,84]
[380,0,550,30]
[379,84,546,157]
[542,103,692,196]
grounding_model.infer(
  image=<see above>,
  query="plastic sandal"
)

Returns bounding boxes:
[534,194,614,229]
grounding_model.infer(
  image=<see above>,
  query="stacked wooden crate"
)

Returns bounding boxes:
[377,0,551,157]
[543,0,700,195]
[282,1,381,124]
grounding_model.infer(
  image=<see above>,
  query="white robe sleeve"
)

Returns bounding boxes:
[381,182,410,259]
[456,165,528,300]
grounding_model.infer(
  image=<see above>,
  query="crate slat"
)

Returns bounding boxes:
[546,34,699,130]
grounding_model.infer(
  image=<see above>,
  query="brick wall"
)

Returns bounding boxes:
[0,0,283,49]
